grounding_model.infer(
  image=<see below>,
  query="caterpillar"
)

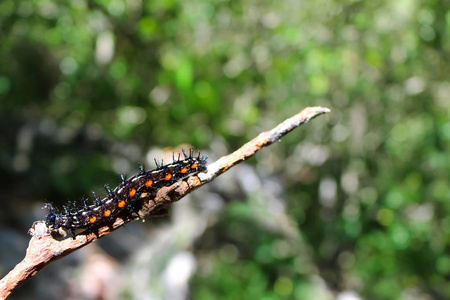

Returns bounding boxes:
[44,149,207,236]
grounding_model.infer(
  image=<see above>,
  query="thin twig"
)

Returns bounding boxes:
[0,106,330,299]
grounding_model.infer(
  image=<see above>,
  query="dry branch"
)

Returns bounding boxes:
[0,106,330,299]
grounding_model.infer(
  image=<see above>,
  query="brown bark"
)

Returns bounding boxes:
[0,106,330,299]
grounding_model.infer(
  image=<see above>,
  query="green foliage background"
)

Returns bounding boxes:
[1,0,450,299]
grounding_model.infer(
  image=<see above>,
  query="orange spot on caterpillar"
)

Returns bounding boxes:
[89,216,97,223]
[145,180,153,187]
[118,200,126,208]
[180,167,188,173]
[104,210,111,217]
[164,173,172,181]
[191,163,198,169]
[129,189,136,197]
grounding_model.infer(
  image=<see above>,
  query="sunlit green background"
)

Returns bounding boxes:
[1,0,450,299]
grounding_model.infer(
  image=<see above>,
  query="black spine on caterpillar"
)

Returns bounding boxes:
[44,149,207,236]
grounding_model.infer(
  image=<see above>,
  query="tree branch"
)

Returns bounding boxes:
[0,106,330,299]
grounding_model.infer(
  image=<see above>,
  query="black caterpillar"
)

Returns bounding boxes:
[44,149,207,236]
